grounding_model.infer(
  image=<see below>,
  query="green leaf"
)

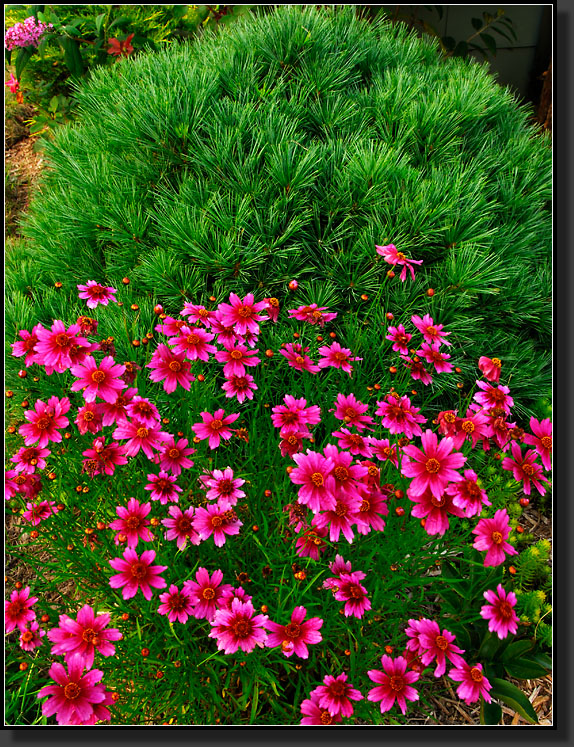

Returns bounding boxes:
[108,16,131,31]
[63,25,81,37]
[491,25,516,45]
[489,678,539,724]
[48,95,59,113]
[501,639,534,662]
[471,18,483,31]
[95,13,106,36]
[503,657,551,680]
[58,36,84,77]
[480,33,497,56]
[453,41,468,58]
[15,46,35,81]
[480,698,502,725]
[441,35,456,52]
[478,631,502,660]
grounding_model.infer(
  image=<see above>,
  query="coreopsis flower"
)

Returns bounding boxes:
[47,605,122,668]
[472,508,518,566]
[416,620,466,677]
[144,471,182,504]
[367,655,420,714]
[294,527,328,560]
[170,325,217,360]
[11,324,44,367]
[332,392,374,432]
[437,410,458,437]
[478,356,502,383]
[77,281,117,309]
[82,437,128,477]
[524,417,552,471]
[317,342,361,376]
[108,548,167,600]
[323,443,368,499]
[300,691,343,725]
[124,396,160,427]
[375,394,427,439]
[263,297,280,323]
[76,316,99,336]
[279,430,311,457]
[448,661,492,704]
[473,381,514,415]
[19,620,45,652]
[34,321,90,373]
[271,395,321,434]
[452,406,491,450]
[22,500,59,526]
[222,373,258,403]
[401,354,433,386]
[158,584,195,624]
[407,486,465,536]
[280,342,320,373]
[219,585,253,610]
[404,618,428,655]
[107,32,134,57]
[10,445,50,474]
[19,396,70,448]
[290,450,336,513]
[9,472,42,500]
[386,324,412,355]
[200,467,245,508]
[155,316,189,337]
[480,585,519,639]
[376,243,423,282]
[75,402,103,436]
[214,342,260,377]
[193,504,242,547]
[331,429,373,458]
[265,606,323,658]
[161,505,200,550]
[354,483,389,535]
[99,387,136,426]
[184,568,233,621]
[417,341,454,374]
[208,598,268,655]
[147,344,194,394]
[402,430,466,499]
[109,498,153,548]
[312,491,362,543]
[112,418,169,459]
[313,673,363,718]
[501,442,549,496]
[446,469,491,518]
[181,303,216,326]
[332,571,371,618]
[210,312,238,347]
[70,356,126,403]
[192,409,240,449]
[284,501,309,533]
[5,586,38,632]
[5,470,19,500]
[217,292,269,336]
[411,314,451,346]
[37,653,109,726]
[327,554,353,577]
[287,304,337,327]
[368,437,399,467]
[157,436,195,476]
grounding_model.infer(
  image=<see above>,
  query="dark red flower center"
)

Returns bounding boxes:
[334,352,348,362]
[210,419,223,431]
[389,675,404,692]
[222,510,238,524]
[348,584,364,600]
[348,435,363,448]
[218,479,234,495]
[232,619,251,638]
[310,472,324,487]
[490,389,506,403]
[335,502,348,517]
[155,479,172,492]
[470,667,483,683]
[169,594,187,612]
[284,622,301,639]
[82,628,98,644]
[126,516,142,531]
[91,370,106,384]
[344,407,357,419]
[425,458,441,474]
[360,499,370,513]
[329,681,347,697]
[55,333,71,348]
[8,600,25,617]
[64,682,82,700]
[430,494,446,508]
[130,562,148,579]
[36,417,52,430]
[234,377,248,389]
[177,517,192,533]
[282,411,298,424]
[498,601,514,619]
[24,336,38,351]
[465,481,481,498]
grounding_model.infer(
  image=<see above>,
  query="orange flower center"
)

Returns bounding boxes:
[130,562,148,579]
[334,466,349,482]
[82,628,98,644]
[36,417,51,430]
[230,350,243,360]
[187,334,200,345]
[237,306,253,319]
[198,309,209,318]
[310,472,324,487]
[202,587,216,600]
[522,464,535,477]
[126,516,141,531]
[168,360,182,372]
[211,516,223,528]
[21,631,34,643]
[284,622,301,639]
[210,419,223,431]
[55,333,71,348]
[295,356,305,365]
[389,675,404,692]
[335,502,348,517]
[232,619,251,638]
[64,683,82,700]
[541,436,552,450]
[83,411,95,422]
[396,252,406,261]
[360,499,370,513]
[91,370,106,384]
[491,531,503,544]
[168,448,181,459]
[462,420,475,433]
[136,427,149,439]
[491,358,502,368]
[444,412,456,423]
[344,407,357,419]
[425,458,441,474]
[435,635,449,651]
[470,667,483,683]
[320,710,333,725]
[334,352,348,362]
[269,298,279,307]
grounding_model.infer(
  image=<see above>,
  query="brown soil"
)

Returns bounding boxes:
[5,130,45,237]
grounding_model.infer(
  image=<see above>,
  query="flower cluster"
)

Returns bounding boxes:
[5,16,52,50]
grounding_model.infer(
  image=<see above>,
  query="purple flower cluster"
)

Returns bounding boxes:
[5,16,52,51]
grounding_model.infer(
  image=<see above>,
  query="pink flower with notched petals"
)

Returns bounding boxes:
[22,500,59,526]
[113,418,170,460]
[405,618,428,655]
[376,243,423,282]
[290,450,336,513]
[200,467,245,508]
[193,503,242,547]
[77,281,117,309]
[478,356,502,383]
[280,342,320,373]
[332,393,374,432]
[300,691,343,725]
[266,606,323,658]
[271,395,321,435]
[192,409,240,449]
[157,436,195,476]
[221,373,258,403]
[472,508,518,567]
[99,387,137,427]
[11,324,45,367]
[170,325,217,361]
[82,437,128,477]
[411,314,451,346]
[208,598,268,655]
[317,342,361,376]
[183,568,233,621]
[407,486,465,536]
[19,620,45,652]
[181,303,216,327]
[47,605,122,669]
[75,402,103,436]
[158,584,195,624]
[417,620,466,677]
[294,526,328,560]
[354,482,389,535]
[313,672,363,718]
[147,344,194,394]
[401,354,433,386]
[452,406,491,450]
[332,571,371,619]
[473,380,514,415]
[331,429,373,458]
[161,505,200,550]
[19,396,70,448]
[5,586,38,633]
[70,355,126,403]
[10,445,51,474]
[215,342,260,377]
[37,653,109,726]
[279,430,312,457]
[402,430,466,499]
[287,304,337,327]
[501,441,549,496]
[386,324,412,355]
[125,396,160,427]
[311,491,362,543]
[524,417,552,471]
[417,341,453,374]
[219,585,252,611]
[108,498,153,548]
[448,661,492,704]
[145,471,182,504]
[323,443,368,500]
[217,293,269,336]
[480,584,519,639]
[375,394,427,439]
[367,655,420,714]
[108,548,167,600]
[155,316,189,338]
[34,320,90,373]
[446,469,491,518]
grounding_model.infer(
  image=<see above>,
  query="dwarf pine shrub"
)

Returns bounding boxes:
[12,5,551,414]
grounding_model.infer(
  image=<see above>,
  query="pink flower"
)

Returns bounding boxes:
[332,571,371,618]
[375,394,427,439]
[524,417,552,471]
[77,281,117,309]
[448,661,492,704]
[124,396,160,427]
[411,314,451,346]
[312,492,362,544]
[300,691,343,725]
[22,500,59,526]
[5,72,20,93]
[161,505,200,550]
[75,402,103,436]
[219,585,252,610]
[332,392,374,431]
[446,469,491,518]
[480,584,519,639]
[112,418,169,460]
[11,324,44,367]
[170,325,217,361]
[280,342,320,373]
[215,342,260,377]
[155,316,189,337]
[221,373,258,403]
[317,341,361,376]
[158,584,195,624]
[217,292,269,336]
[265,606,323,658]
[416,620,466,677]
[367,655,420,714]
[271,395,321,434]
[98,387,137,426]
[354,482,389,535]
[294,527,328,560]
[417,341,453,374]
[323,443,368,500]
[157,436,195,475]
[402,429,466,499]
[407,486,465,536]
[473,380,514,415]
[263,297,280,323]
[290,450,336,513]
[47,605,122,668]
[368,437,399,467]
[279,430,311,457]
[10,445,51,474]
[181,303,216,326]
[287,304,337,327]
[200,467,245,508]
[193,503,242,547]
[5,586,38,633]
[109,498,153,548]
[70,355,126,403]
[313,672,363,717]
[386,324,412,355]
[401,354,433,385]
[331,428,373,457]
[19,620,45,652]
[34,320,90,373]
[405,618,428,655]
[145,471,182,504]
[192,408,240,449]
[472,508,518,566]
[501,441,549,496]
[376,243,423,282]
[5,17,52,51]
[183,568,233,621]
[147,344,194,394]
[108,548,167,600]
[478,356,502,383]
[452,406,491,450]
[82,437,128,477]
[37,653,109,726]
[208,598,268,654]
[19,396,70,448]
